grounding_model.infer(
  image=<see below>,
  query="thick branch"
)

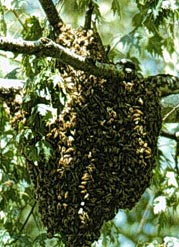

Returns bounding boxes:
[38,0,63,31]
[84,1,94,30]
[1,37,179,89]
[0,37,131,80]
[1,37,179,123]
[148,74,179,96]
[160,130,179,141]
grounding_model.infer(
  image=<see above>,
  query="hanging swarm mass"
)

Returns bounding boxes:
[26,23,162,247]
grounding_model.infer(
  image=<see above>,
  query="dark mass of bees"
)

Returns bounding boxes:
[25,23,162,247]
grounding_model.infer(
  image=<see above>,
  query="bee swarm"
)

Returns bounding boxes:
[26,24,162,247]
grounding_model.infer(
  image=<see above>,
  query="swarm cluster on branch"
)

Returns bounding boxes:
[15,23,161,247]
[0,0,179,247]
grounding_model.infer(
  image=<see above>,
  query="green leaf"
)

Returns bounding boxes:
[0,230,11,245]
[21,16,42,41]
[76,0,89,10]
[120,30,142,53]
[163,37,175,54]
[147,34,163,56]
[132,13,143,27]
[35,139,52,163]
[0,8,7,36]
[33,233,47,246]
[111,0,121,16]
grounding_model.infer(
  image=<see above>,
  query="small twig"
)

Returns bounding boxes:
[160,130,179,141]
[11,10,26,30]
[162,103,179,121]
[19,201,37,233]
[174,141,179,174]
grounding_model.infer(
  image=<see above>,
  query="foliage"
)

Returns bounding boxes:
[133,0,179,56]
[21,16,43,41]
[0,0,179,247]
[19,60,66,164]
[0,102,33,246]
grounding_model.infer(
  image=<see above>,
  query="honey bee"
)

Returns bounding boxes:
[64,191,69,199]
[82,173,91,181]
[79,184,85,189]
[84,193,89,200]
[81,181,87,185]
[22,22,162,247]
[81,189,87,194]
[63,203,68,209]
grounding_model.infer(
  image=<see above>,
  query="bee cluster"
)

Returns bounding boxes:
[26,24,162,247]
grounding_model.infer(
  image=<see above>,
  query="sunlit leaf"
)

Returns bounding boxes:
[35,139,52,163]
[153,196,167,214]
[164,236,179,247]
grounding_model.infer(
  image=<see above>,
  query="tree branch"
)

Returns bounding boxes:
[84,1,94,30]
[38,0,63,32]
[1,36,179,91]
[160,130,179,141]
[19,202,37,233]
[1,37,179,122]
[0,36,132,80]
[148,74,179,96]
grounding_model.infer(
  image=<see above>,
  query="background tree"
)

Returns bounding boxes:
[0,0,179,247]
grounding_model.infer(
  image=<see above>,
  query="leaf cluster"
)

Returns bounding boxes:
[0,53,65,247]
[152,135,179,231]
[18,57,66,163]
[133,0,179,55]
[21,16,43,41]
[0,102,34,246]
